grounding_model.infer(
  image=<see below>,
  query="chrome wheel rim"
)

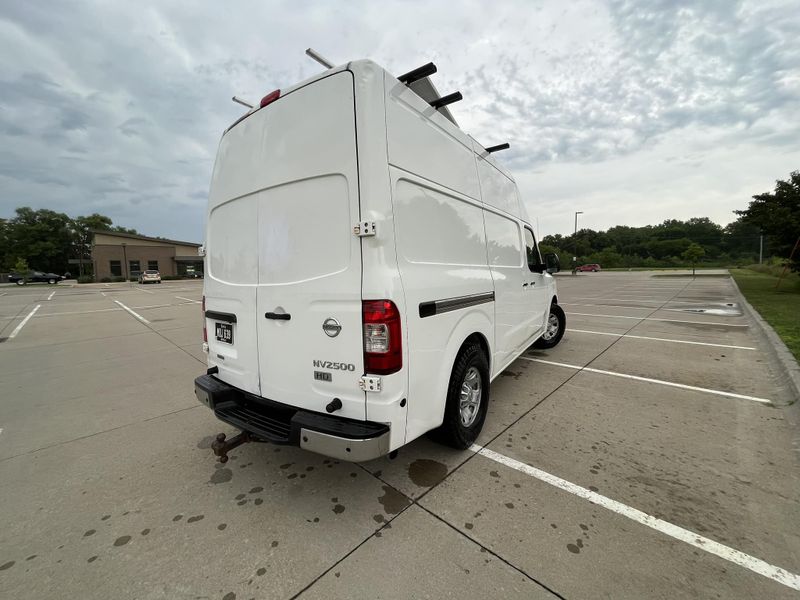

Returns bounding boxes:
[459,367,482,427]
[542,312,560,341]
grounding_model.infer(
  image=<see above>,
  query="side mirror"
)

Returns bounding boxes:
[544,253,560,274]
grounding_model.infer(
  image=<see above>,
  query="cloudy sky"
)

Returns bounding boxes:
[1,0,798,242]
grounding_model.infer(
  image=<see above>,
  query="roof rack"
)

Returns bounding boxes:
[398,62,437,85]
[485,143,510,153]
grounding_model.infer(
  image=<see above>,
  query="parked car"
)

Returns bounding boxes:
[576,263,601,272]
[9,271,64,285]
[194,58,565,465]
[138,270,162,284]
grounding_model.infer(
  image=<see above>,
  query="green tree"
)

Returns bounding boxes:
[734,171,800,271]
[3,207,73,273]
[681,243,705,276]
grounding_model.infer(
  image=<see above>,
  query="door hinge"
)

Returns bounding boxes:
[359,375,382,392]
[353,221,376,237]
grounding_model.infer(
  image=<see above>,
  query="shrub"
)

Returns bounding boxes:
[111,276,126,283]
[100,277,112,283]
[77,275,94,284]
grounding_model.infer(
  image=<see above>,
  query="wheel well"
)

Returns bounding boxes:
[463,332,491,372]
[551,294,559,305]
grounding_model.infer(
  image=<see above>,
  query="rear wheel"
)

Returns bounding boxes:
[48,278,56,284]
[16,280,24,286]
[430,342,490,449]
[533,303,566,349]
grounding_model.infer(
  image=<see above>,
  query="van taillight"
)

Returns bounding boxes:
[260,89,281,108]
[363,300,402,375]
[202,296,207,343]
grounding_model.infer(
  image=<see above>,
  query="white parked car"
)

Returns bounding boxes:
[138,270,161,284]
[195,58,564,463]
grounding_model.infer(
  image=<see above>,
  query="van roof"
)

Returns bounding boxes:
[228,58,516,185]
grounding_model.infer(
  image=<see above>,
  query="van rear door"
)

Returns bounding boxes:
[206,71,364,419]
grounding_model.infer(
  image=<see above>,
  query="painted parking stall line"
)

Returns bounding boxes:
[521,357,772,404]
[469,445,800,591]
[47,291,56,300]
[566,311,749,328]
[567,328,756,351]
[9,304,41,339]
[175,296,201,304]
[113,300,150,324]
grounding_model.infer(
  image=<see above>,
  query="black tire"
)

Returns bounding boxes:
[48,279,56,284]
[430,342,490,449]
[16,280,24,286]
[533,303,566,349]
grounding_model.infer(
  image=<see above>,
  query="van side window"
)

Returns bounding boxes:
[524,228,540,272]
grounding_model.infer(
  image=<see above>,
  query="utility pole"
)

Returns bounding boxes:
[573,211,583,274]
[759,233,763,265]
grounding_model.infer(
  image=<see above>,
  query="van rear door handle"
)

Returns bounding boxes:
[522,283,528,288]
[265,312,291,320]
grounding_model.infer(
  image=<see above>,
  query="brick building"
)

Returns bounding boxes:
[91,230,203,280]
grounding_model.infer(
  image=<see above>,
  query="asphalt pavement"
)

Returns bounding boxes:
[0,273,798,599]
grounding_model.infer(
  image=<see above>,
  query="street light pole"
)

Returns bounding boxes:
[573,211,583,274]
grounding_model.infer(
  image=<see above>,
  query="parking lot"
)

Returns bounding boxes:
[1,272,798,599]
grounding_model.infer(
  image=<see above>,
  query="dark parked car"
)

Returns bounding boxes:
[576,263,601,272]
[9,271,64,285]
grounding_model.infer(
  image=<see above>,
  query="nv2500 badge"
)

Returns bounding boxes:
[312,360,356,371]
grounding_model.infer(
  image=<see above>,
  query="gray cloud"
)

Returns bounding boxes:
[0,0,797,240]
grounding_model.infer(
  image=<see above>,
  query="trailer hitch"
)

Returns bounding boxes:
[211,431,252,463]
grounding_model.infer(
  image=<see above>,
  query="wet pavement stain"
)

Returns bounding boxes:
[373,514,385,523]
[113,535,131,547]
[218,524,227,531]
[87,556,97,563]
[567,543,580,554]
[84,529,96,537]
[235,494,246,500]
[254,498,263,506]
[0,561,15,571]
[271,541,279,548]
[504,502,515,509]
[489,470,500,478]
[210,468,233,484]
[101,515,111,521]
[141,529,150,536]
[465,523,474,530]
[332,504,346,514]
[408,459,448,488]
[222,593,236,600]
[257,568,266,576]
[172,515,183,522]
[26,555,37,561]
[249,486,264,494]
[187,515,204,523]
[378,485,411,515]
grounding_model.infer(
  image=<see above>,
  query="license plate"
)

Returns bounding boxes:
[215,322,233,344]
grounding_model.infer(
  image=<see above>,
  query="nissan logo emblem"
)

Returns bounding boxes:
[322,318,342,337]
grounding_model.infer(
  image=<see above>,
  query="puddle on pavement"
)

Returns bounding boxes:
[668,302,741,316]
[408,459,448,488]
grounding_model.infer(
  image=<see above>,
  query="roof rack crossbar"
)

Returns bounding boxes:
[398,62,438,85]
[430,91,463,110]
[485,143,510,153]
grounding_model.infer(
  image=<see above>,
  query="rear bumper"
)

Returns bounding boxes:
[193,374,390,462]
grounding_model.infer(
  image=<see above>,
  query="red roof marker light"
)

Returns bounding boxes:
[260,89,281,108]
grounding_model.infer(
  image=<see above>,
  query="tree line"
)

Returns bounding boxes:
[0,207,138,276]
[1,171,797,275]
[541,171,799,272]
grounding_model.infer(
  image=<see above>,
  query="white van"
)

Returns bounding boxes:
[194,59,564,463]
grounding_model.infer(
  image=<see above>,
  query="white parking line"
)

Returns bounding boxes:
[9,304,41,339]
[36,308,122,317]
[470,444,800,591]
[568,329,756,351]
[521,357,771,403]
[113,300,150,324]
[566,312,748,328]
[175,296,201,304]
[137,287,155,294]
[101,292,107,297]
[47,291,55,300]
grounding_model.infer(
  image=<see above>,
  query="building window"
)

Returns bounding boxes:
[110,260,122,276]
[148,260,158,271]
[129,260,140,275]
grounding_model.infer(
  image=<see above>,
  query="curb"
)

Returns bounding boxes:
[730,277,800,409]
